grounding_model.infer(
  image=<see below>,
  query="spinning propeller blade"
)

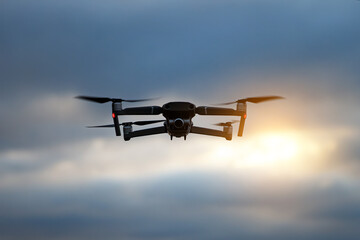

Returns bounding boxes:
[213,120,239,127]
[87,120,164,128]
[76,96,159,104]
[216,96,284,105]
[87,124,115,128]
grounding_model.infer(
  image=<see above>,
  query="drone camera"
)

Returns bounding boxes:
[174,118,185,128]
[168,118,191,130]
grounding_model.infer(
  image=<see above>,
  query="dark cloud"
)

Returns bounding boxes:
[0,172,359,240]
[1,0,359,97]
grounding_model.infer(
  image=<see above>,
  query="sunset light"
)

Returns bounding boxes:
[207,128,338,177]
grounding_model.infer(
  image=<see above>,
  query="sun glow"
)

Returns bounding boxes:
[242,133,299,165]
[207,129,336,175]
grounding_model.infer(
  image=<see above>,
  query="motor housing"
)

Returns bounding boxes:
[236,102,247,114]
[223,125,233,141]
[123,125,133,141]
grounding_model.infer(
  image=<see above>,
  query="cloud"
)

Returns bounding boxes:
[0,168,359,240]
[1,0,360,239]
[0,121,357,188]
[0,92,104,150]
[1,0,359,98]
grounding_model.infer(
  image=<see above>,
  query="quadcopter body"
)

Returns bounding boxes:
[162,102,195,139]
[77,96,283,141]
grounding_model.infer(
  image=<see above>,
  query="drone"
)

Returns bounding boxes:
[76,95,283,141]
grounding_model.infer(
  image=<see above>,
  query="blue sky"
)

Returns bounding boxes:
[0,0,360,239]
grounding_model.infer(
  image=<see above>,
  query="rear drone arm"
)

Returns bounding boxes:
[123,126,167,141]
[195,106,246,137]
[190,126,232,140]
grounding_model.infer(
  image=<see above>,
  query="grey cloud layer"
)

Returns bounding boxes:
[0,172,359,240]
[1,0,359,96]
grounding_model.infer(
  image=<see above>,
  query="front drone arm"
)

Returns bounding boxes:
[124,126,167,141]
[112,106,163,136]
[195,106,242,116]
[191,126,231,140]
[195,106,245,137]
[116,106,163,115]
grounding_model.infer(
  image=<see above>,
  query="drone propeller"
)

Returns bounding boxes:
[214,120,239,127]
[76,95,159,104]
[87,120,165,128]
[216,96,284,105]
[87,124,115,128]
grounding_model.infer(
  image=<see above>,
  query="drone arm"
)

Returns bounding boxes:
[124,126,167,141]
[238,115,246,137]
[191,126,231,140]
[117,106,163,115]
[195,106,241,116]
[112,115,121,136]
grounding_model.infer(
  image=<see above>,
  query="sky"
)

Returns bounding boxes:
[0,0,360,239]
